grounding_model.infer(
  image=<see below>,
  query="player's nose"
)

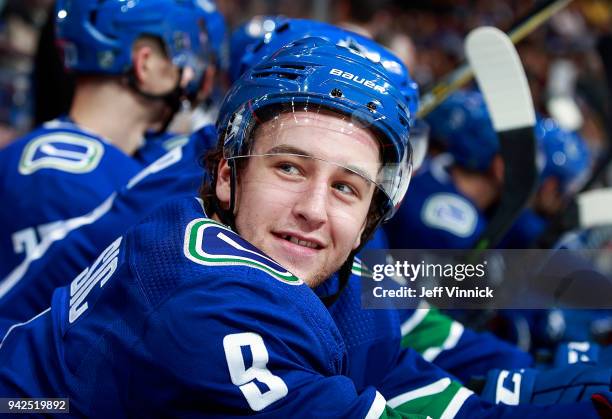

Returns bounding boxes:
[292,181,328,229]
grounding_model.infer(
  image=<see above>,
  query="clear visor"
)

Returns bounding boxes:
[410,119,430,171]
[222,103,413,220]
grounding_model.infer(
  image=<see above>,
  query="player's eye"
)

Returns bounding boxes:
[277,162,302,176]
[333,182,359,198]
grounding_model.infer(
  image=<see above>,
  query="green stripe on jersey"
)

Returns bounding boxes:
[400,306,464,362]
[387,378,472,419]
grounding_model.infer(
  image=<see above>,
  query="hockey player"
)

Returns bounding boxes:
[0,0,221,280]
[233,20,537,381]
[0,124,218,333]
[0,16,422,336]
[501,117,591,248]
[0,37,609,418]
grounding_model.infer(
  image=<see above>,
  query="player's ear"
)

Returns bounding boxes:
[131,43,154,85]
[490,155,505,185]
[215,158,232,209]
[198,66,216,102]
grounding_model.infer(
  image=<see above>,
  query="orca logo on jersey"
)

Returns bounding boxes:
[19,133,105,175]
[183,218,302,285]
[68,237,122,323]
[329,68,387,94]
[422,193,478,238]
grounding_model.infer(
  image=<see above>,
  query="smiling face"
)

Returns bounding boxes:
[215,110,381,287]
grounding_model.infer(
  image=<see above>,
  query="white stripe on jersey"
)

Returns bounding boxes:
[400,300,431,337]
[365,391,387,419]
[387,377,451,408]
[440,387,473,419]
[422,321,465,362]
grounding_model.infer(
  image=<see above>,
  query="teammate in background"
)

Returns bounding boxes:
[501,118,591,248]
[384,90,592,250]
[1,36,609,418]
[385,90,500,250]
[0,0,220,280]
[379,90,598,375]
[0,125,218,334]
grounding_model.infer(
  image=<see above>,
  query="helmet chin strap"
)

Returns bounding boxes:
[127,68,186,135]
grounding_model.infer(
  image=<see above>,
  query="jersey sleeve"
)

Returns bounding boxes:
[398,304,533,383]
[375,342,598,419]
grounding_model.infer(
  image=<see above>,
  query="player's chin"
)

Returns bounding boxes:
[271,255,327,287]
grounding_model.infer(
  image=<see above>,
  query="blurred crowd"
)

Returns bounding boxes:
[0,0,610,158]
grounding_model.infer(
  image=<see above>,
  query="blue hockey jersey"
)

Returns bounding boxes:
[0,119,144,280]
[0,198,596,418]
[134,130,191,166]
[0,198,399,418]
[384,156,486,249]
[0,125,217,334]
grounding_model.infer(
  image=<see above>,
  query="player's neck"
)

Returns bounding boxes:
[69,78,150,156]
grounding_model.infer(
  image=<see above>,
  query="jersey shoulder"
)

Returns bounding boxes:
[129,197,303,303]
[0,121,142,200]
[52,197,347,413]
[126,197,343,352]
[420,192,480,239]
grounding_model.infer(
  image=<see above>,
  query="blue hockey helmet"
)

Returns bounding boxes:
[199,2,226,68]
[536,117,591,196]
[229,15,284,83]
[55,0,223,99]
[217,36,415,222]
[230,18,420,120]
[426,90,499,172]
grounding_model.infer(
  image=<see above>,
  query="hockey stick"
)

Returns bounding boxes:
[418,0,573,118]
[465,27,538,252]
